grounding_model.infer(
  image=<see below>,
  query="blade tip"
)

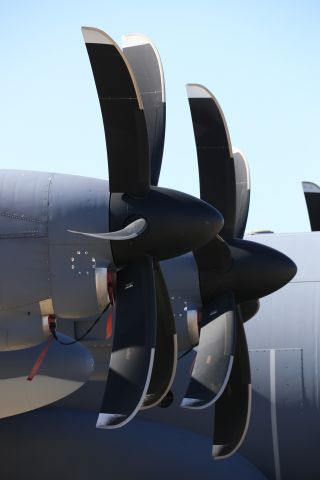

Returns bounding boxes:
[81,26,114,45]
[180,397,200,409]
[186,83,211,99]
[212,444,227,459]
[96,413,126,429]
[302,181,320,193]
[122,33,150,48]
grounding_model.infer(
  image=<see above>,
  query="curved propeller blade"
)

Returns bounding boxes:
[82,27,149,196]
[181,294,236,409]
[122,33,165,186]
[302,181,320,231]
[212,308,251,459]
[97,256,156,429]
[68,218,147,241]
[233,149,250,239]
[81,30,224,431]
[186,82,296,457]
[0,335,94,419]
[142,262,177,409]
[186,83,236,239]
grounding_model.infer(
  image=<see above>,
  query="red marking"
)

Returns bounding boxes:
[106,272,116,340]
[106,308,113,339]
[27,336,54,381]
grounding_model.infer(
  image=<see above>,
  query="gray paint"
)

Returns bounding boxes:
[0,302,48,350]
[0,170,51,309]
[0,168,319,478]
[48,172,111,317]
[0,333,94,418]
[241,232,320,479]
[0,170,112,319]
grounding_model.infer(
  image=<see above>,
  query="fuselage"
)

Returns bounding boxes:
[0,169,318,479]
[241,231,320,479]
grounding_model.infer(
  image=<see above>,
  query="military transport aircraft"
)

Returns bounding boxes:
[0,26,317,480]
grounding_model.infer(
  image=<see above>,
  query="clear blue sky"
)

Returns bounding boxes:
[0,0,319,233]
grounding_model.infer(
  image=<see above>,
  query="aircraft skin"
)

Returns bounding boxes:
[0,191,316,480]
[0,169,109,323]
[242,231,320,480]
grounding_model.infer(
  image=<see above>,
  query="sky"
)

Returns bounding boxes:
[0,0,319,233]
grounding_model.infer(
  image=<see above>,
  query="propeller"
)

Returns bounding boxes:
[122,33,177,410]
[181,84,297,457]
[80,29,223,428]
[302,181,320,231]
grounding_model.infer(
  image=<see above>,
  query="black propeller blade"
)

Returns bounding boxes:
[302,181,320,231]
[181,83,297,456]
[142,262,177,409]
[233,149,250,239]
[122,33,165,186]
[122,33,190,408]
[83,27,149,196]
[181,293,235,409]
[212,307,251,459]
[97,256,156,428]
[82,29,223,427]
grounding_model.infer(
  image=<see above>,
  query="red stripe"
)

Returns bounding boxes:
[106,309,113,339]
[27,336,54,381]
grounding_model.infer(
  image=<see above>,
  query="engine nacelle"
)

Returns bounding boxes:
[0,305,50,351]
[0,170,112,320]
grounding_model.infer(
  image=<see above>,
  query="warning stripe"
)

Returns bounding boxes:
[27,336,54,381]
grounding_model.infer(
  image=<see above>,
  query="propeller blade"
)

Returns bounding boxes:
[142,262,177,409]
[193,235,232,305]
[233,149,250,239]
[212,308,251,459]
[302,181,320,231]
[181,294,236,409]
[82,27,149,196]
[68,218,147,241]
[122,33,165,186]
[0,335,94,419]
[186,83,236,239]
[96,256,156,429]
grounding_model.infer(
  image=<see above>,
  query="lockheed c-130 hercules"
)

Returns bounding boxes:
[0,26,312,480]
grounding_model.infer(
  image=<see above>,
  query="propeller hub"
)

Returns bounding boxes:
[198,238,297,304]
[110,186,223,266]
